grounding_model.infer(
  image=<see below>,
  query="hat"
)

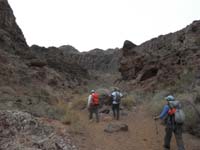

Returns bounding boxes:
[165,95,175,101]
[113,87,119,91]
[90,90,95,93]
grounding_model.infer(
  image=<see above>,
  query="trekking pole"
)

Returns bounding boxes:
[153,115,159,135]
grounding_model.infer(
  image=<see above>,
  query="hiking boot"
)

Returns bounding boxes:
[163,146,170,150]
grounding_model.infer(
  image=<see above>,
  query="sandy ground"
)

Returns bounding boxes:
[71,106,200,150]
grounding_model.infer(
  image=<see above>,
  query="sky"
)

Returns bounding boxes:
[8,0,200,52]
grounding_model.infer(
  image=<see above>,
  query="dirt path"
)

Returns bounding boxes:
[72,105,200,150]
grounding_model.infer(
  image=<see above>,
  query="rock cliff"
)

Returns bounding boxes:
[0,0,89,120]
[0,0,28,52]
[119,20,200,90]
[30,45,121,73]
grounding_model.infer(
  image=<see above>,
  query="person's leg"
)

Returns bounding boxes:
[174,125,185,150]
[94,105,99,122]
[164,127,173,149]
[116,104,120,120]
[112,104,116,119]
[89,107,93,120]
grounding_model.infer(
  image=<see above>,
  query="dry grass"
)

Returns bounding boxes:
[71,94,88,110]
[54,94,88,134]
[121,94,137,110]
[55,99,80,125]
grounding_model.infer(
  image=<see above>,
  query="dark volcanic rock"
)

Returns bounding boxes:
[59,45,80,54]
[119,20,200,89]
[30,45,89,83]
[0,0,28,52]
[31,45,121,73]
[122,40,137,56]
[58,47,121,73]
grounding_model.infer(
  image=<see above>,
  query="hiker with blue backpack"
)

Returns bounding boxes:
[87,90,99,122]
[111,88,123,120]
[154,95,185,150]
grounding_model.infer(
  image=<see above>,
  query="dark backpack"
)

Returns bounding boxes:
[113,92,121,103]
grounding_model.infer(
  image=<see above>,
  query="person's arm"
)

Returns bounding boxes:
[119,92,123,97]
[87,95,92,108]
[154,105,169,120]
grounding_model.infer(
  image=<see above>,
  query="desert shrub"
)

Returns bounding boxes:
[148,90,170,115]
[70,93,88,110]
[171,70,195,93]
[55,99,80,125]
[31,87,51,103]
[121,94,137,110]
[184,105,199,128]
[72,98,87,110]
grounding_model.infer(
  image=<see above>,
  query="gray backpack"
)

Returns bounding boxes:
[168,100,185,124]
[113,92,121,103]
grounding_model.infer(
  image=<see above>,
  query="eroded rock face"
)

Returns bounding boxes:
[59,46,121,73]
[119,20,200,89]
[0,0,28,52]
[30,45,121,73]
[77,48,121,73]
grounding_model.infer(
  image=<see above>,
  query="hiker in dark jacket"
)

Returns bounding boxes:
[87,90,99,122]
[111,88,123,120]
[154,95,185,150]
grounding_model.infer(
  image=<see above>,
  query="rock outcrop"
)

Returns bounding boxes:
[119,20,200,90]
[0,0,28,52]
[0,0,89,119]
[0,110,78,150]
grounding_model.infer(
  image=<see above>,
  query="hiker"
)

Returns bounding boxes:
[111,88,123,120]
[87,90,99,122]
[154,95,185,150]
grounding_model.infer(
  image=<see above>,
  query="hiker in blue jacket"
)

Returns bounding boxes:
[154,95,185,150]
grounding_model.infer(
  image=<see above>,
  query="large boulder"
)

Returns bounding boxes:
[104,123,128,133]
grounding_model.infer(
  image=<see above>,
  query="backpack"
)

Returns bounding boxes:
[168,100,185,124]
[91,93,99,105]
[113,92,121,103]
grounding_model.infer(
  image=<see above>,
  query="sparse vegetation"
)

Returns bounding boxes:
[71,94,88,110]
[55,99,80,125]
[121,94,137,110]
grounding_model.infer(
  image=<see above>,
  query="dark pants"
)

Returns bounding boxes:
[164,124,185,150]
[89,105,99,122]
[112,103,120,120]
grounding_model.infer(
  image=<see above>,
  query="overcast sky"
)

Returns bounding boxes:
[8,0,200,52]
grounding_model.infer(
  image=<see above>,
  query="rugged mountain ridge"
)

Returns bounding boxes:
[30,45,121,73]
[119,20,200,90]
